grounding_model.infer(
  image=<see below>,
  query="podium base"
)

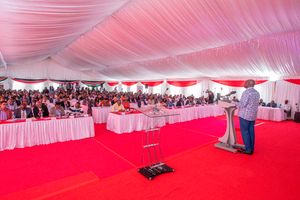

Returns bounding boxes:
[214,142,245,153]
[138,162,174,180]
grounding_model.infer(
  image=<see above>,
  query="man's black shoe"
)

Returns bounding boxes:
[235,146,245,151]
[237,149,253,155]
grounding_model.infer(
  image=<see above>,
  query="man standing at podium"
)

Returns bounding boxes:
[235,80,260,155]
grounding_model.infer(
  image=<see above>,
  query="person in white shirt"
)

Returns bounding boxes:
[49,102,65,117]
[70,97,78,107]
[69,102,83,113]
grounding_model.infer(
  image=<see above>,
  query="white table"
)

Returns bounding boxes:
[106,105,224,134]
[92,104,142,124]
[92,107,111,124]
[106,112,167,134]
[256,107,285,121]
[166,105,224,124]
[0,116,95,151]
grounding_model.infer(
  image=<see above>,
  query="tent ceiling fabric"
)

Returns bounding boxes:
[0,0,129,65]
[0,0,300,80]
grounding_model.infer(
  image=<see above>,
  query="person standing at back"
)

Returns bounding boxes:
[235,80,260,155]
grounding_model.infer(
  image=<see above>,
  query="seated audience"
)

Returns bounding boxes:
[99,99,110,107]
[185,97,193,106]
[50,102,65,117]
[166,98,175,108]
[0,86,220,118]
[122,99,130,110]
[147,97,155,105]
[7,98,18,111]
[111,96,118,105]
[267,100,277,108]
[14,102,33,119]
[0,101,12,120]
[33,100,49,118]
[259,99,266,106]
[69,102,83,113]
[70,97,78,106]
[176,98,184,107]
[42,96,50,105]
[111,99,125,112]
[61,98,71,110]
[136,95,147,108]
[196,96,206,105]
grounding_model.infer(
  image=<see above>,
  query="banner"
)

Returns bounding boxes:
[0,77,8,82]
[141,81,163,87]
[167,80,197,87]
[81,81,104,87]
[12,78,47,84]
[212,80,267,87]
[284,79,300,85]
[49,79,78,84]
[122,81,138,86]
[107,82,119,86]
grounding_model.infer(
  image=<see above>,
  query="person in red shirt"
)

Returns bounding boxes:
[99,99,110,107]
[122,99,130,110]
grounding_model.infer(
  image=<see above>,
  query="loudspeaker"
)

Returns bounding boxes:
[294,112,300,123]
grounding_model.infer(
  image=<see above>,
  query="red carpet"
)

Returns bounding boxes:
[0,139,133,195]
[47,120,300,200]
[0,117,300,199]
[1,172,99,200]
[94,120,219,166]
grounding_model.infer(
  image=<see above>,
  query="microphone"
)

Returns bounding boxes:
[225,91,236,96]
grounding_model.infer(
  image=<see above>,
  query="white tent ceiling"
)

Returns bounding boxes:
[0,0,300,80]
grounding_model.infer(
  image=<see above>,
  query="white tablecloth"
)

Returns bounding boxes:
[0,116,95,151]
[106,105,224,134]
[92,107,111,124]
[106,113,167,134]
[256,107,285,121]
[166,105,224,124]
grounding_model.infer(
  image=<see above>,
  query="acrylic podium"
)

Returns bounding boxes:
[137,105,179,180]
[215,100,244,153]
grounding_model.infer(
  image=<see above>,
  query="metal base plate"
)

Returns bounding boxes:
[215,142,237,153]
[138,162,174,180]
[233,143,245,149]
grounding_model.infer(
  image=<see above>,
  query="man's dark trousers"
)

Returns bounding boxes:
[239,117,255,153]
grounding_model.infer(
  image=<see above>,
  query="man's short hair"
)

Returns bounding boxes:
[246,79,256,87]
